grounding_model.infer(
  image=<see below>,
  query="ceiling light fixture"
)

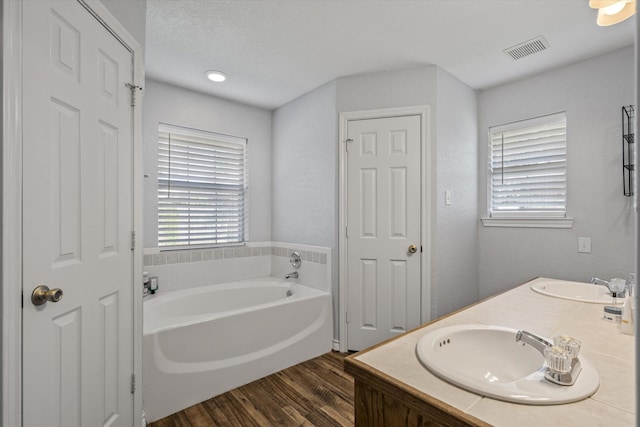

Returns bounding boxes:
[206,70,227,82]
[589,0,636,26]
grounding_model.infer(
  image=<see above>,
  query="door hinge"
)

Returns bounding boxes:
[130,231,136,251]
[21,291,23,309]
[345,226,348,238]
[125,83,143,107]
[345,312,349,324]
[130,373,136,394]
[345,138,353,152]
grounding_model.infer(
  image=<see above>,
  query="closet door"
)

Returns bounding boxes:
[346,114,422,351]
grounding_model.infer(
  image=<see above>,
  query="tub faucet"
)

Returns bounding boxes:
[515,330,552,355]
[143,272,151,297]
[285,271,298,279]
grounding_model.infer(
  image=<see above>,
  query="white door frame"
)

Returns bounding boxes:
[338,105,431,353]
[2,1,144,425]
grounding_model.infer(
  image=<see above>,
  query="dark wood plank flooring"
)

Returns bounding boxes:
[149,352,354,427]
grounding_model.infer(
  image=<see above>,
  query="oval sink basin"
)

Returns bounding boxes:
[415,325,599,405]
[530,280,612,303]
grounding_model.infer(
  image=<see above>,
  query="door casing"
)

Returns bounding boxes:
[1,1,144,425]
[338,105,431,353]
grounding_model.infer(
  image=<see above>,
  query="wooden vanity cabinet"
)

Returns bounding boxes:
[345,355,489,427]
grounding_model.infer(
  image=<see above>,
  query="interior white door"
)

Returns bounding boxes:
[346,115,421,351]
[22,1,135,426]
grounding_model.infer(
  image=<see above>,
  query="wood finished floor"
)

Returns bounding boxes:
[149,352,354,427]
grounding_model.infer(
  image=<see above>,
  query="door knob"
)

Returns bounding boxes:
[31,285,63,306]
[408,244,418,254]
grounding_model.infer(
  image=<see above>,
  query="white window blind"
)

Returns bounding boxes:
[489,113,567,218]
[158,124,247,247]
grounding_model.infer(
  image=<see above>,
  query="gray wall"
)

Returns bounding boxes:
[478,46,635,298]
[335,66,441,319]
[271,80,337,333]
[142,79,272,247]
[142,66,479,341]
[336,68,441,322]
[433,68,479,317]
[336,67,438,114]
[99,0,146,48]
[270,66,479,339]
[337,67,479,320]
[271,80,337,249]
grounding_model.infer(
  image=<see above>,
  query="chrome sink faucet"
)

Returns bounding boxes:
[590,277,626,297]
[590,277,609,288]
[516,330,582,386]
[515,330,552,355]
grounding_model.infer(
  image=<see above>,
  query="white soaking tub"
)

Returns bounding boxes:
[142,277,332,422]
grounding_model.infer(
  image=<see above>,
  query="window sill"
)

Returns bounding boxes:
[481,217,574,229]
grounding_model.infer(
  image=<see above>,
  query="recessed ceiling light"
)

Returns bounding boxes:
[206,70,227,82]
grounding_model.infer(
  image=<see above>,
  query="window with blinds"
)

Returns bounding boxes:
[488,112,567,218]
[158,124,247,248]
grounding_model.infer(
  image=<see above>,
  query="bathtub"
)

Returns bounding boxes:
[142,277,333,422]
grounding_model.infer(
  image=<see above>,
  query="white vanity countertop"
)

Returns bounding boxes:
[353,277,636,426]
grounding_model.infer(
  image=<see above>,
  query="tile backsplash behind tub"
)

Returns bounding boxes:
[143,242,330,293]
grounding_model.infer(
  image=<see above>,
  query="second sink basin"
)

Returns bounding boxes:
[530,279,612,303]
[415,324,599,405]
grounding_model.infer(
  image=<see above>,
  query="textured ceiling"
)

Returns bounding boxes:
[145,0,635,110]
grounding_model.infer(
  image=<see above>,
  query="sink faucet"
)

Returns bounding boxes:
[516,330,582,386]
[285,271,298,279]
[590,277,626,297]
[590,277,609,288]
[515,330,552,355]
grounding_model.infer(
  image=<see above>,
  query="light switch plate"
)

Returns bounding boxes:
[578,237,591,253]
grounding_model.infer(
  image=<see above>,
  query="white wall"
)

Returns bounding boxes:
[478,46,635,298]
[142,79,272,247]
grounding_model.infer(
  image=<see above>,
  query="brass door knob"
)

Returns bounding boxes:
[31,285,63,306]
[408,244,418,254]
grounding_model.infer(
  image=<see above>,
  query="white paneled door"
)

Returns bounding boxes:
[346,115,422,351]
[22,1,135,426]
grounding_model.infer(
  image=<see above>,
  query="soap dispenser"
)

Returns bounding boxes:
[149,276,159,294]
[621,277,635,335]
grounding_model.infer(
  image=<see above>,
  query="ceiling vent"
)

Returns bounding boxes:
[503,36,550,61]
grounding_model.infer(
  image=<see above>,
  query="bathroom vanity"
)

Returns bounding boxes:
[344,277,636,426]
